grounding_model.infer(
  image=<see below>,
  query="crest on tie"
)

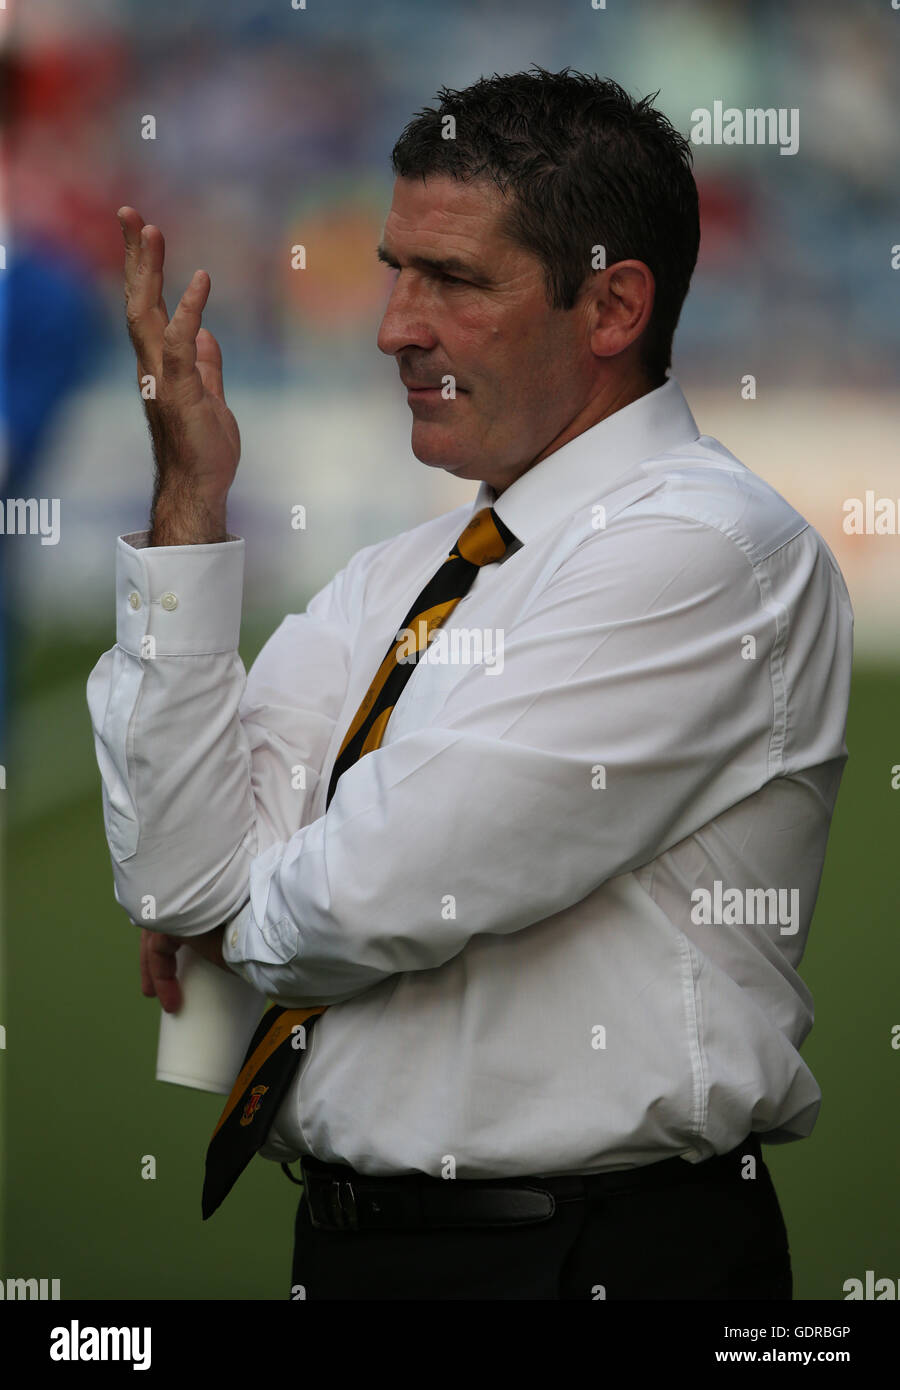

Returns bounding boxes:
[239,1084,269,1127]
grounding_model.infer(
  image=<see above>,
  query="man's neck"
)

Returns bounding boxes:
[491,373,660,497]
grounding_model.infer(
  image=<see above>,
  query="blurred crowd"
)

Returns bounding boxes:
[4,0,899,424]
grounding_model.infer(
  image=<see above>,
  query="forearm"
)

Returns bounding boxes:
[88,514,358,940]
[87,529,254,936]
[144,494,243,934]
[222,728,631,1006]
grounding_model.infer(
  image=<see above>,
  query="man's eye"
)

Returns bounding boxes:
[437,272,464,286]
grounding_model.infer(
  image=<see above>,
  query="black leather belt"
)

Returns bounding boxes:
[297,1134,761,1232]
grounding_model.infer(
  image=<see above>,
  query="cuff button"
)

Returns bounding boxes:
[161,592,179,611]
[128,591,142,610]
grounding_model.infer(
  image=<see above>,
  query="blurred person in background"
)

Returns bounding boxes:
[0,41,111,756]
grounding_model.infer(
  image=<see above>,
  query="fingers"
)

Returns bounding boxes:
[139,929,155,998]
[118,207,219,402]
[160,269,211,391]
[118,206,142,293]
[141,930,183,1013]
[195,327,226,401]
[119,207,170,369]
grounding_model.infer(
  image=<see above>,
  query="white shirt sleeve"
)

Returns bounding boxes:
[86,530,356,938]
[222,511,788,1006]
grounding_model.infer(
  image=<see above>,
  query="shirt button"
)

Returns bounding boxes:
[161,592,178,611]
[230,929,239,948]
[128,591,141,610]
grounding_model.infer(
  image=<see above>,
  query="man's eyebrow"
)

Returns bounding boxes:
[375,244,490,283]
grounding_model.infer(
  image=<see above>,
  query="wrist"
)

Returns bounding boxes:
[149,485,228,546]
[185,924,230,971]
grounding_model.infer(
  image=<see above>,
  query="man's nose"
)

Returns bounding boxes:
[376,277,438,357]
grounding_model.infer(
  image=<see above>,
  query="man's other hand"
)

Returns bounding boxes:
[140,926,231,1013]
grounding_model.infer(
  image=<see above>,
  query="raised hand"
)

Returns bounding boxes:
[118,207,240,545]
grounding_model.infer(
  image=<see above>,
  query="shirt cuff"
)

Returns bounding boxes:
[220,885,310,998]
[221,898,264,988]
[115,530,245,656]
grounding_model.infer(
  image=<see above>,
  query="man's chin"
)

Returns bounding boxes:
[410,430,479,478]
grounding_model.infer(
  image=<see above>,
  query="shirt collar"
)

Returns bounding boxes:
[473,376,700,545]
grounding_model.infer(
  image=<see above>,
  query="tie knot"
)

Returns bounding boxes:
[453,506,517,567]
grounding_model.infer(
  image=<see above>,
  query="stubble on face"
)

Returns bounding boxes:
[377,174,592,492]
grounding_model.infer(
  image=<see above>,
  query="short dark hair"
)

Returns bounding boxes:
[390,66,700,384]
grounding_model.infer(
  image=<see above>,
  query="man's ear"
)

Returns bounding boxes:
[587,260,655,361]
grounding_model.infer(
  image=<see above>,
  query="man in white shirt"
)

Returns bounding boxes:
[87,69,853,1300]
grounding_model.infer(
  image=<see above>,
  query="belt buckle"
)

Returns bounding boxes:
[326,1176,359,1231]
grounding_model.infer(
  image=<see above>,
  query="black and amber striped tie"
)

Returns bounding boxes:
[202,505,518,1218]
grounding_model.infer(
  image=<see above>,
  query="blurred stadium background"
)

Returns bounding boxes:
[1,0,897,1299]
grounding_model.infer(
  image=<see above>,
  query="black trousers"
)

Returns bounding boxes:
[288,1138,793,1300]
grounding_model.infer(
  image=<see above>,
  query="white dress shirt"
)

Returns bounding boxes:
[86,377,853,1178]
